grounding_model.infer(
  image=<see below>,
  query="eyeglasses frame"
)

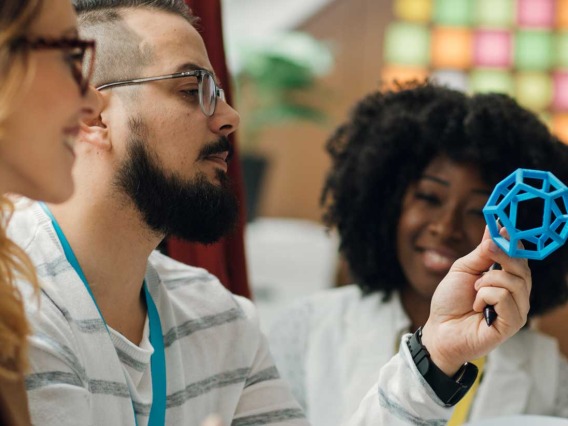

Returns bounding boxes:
[14,37,96,96]
[96,69,225,117]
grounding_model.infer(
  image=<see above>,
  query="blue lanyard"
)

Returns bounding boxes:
[40,203,167,426]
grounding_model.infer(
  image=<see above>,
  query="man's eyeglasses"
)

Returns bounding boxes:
[15,37,96,96]
[96,69,225,117]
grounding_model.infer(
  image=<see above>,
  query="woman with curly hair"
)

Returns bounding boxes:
[0,0,100,423]
[269,82,568,425]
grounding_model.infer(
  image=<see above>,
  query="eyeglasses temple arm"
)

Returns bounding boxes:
[96,71,201,91]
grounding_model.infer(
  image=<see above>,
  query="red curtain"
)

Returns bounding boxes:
[166,0,251,298]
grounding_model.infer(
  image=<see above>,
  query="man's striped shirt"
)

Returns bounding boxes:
[9,201,307,425]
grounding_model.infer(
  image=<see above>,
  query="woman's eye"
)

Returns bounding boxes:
[415,192,440,205]
[64,49,83,66]
[468,209,485,217]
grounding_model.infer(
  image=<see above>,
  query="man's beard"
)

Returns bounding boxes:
[114,118,239,244]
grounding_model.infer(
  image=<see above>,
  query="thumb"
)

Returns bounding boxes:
[451,226,495,275]
[482,225,492,242]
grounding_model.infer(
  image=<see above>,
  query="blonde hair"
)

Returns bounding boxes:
[0,198,40,379]
[0,0,42,379]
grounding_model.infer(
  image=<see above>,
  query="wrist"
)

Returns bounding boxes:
[407,326,478,407]
[421,322,463,376]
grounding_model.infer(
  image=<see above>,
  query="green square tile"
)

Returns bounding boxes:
[384,23,431,66]
[434,0,473,26]
[469,69,514,95]
[515,72,553,111]
[515,30,553,71]
[475,0,514,27]
[556,32,568,68]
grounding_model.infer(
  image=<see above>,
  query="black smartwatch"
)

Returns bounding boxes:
[406,326,478,407]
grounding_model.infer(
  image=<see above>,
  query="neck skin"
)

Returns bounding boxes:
[47,171,162,345]
[0,170,14,196]
[400,285,431,332]
[0,163,41,203]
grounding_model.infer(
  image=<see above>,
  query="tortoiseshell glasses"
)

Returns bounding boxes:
[15,37,96,96]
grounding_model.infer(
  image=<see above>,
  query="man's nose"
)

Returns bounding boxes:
[209,99,240,137]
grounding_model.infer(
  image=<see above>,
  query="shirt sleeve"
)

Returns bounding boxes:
[267,299,313,411]
[239,297,455,426]
[555,354,568,417]
[345,334,454,426]
[231,296,309,426]
[24,292,92,426]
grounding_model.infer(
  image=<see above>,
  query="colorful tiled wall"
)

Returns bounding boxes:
[383,0,568,142]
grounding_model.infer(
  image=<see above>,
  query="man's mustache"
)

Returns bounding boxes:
[198,137,234,163]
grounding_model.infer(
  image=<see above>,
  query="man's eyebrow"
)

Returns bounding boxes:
[171,63,222,87]
[174,62,215,78]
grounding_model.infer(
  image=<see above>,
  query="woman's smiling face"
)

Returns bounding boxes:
[0,0,100,203]
[396,156,491,302]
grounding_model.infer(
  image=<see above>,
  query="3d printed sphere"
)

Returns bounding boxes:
[483,168,568,260]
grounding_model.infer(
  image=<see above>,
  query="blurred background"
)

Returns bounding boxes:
[215,0,568,348]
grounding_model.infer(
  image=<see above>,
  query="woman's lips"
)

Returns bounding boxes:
[63,126,80,137]
[421,249,457,273]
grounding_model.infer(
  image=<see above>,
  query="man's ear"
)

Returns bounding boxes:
[80,112,111,151]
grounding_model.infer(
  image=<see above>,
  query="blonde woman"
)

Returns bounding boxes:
[0,0,100,423]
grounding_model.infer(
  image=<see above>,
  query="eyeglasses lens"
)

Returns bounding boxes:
[200,72,216,116]
[68,45,95,95]
[76,45,95,95]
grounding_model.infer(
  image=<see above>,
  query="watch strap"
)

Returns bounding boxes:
[407,326,479,407]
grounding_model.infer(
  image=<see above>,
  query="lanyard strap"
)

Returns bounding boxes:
[40,203,167,426]
[447,356,486,426]
[144,284,167,426]
[394,330,485,426]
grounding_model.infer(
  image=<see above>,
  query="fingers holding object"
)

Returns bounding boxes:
[473,286,527,330]
[480,238,531,292]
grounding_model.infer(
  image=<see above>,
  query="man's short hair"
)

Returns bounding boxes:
[73,0,198,87]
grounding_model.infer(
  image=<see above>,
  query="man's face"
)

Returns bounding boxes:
[110,8,240,182]
[115,117,239,244]
[104,9,241,242]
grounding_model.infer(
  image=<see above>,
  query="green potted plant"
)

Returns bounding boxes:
[233,31,334,221]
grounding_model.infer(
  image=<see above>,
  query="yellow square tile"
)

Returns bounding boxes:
[394,0,433,22]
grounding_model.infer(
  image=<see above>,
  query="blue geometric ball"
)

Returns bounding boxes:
[482,168,568,260]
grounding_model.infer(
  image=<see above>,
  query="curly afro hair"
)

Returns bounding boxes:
[321,81,568,317]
